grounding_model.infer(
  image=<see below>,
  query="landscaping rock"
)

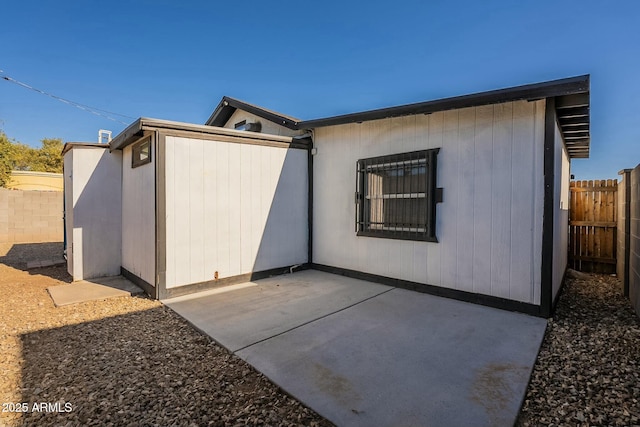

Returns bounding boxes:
[0,243,333,427]
[517,273,640,426]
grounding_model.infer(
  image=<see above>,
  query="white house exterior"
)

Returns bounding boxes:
[64,75,589,317]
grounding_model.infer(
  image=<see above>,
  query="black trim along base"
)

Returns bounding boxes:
[158,264,311,299]
[125,262,546,317]
[121,267,156,299]
[311,263,544,317]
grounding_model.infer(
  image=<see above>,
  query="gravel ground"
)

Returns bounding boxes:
[0,243,333,427]
[517,272,640,427]
[3,242,640,426]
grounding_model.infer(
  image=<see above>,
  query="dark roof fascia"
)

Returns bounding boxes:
[297,75,590,129]
[109,117,297,151]
[61,142,110,156]
[109,118,145,151]
[205,96,300,130]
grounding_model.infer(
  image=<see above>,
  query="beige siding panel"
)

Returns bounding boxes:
[472,105,494,295]
[240,143,254,272]
[215,142,231,278]
[64,153,74,276]
[508,102,536,303]
[165,139,176,287]
[456,107,476,293]
[202,142,219,281]
[69,148,122,280]
[164,136,307,289]
[228,143,242,275]
[189,140,205,282]
[438,110,459,289]
[553,121,570,300]
[223,109,303,137]
[172,137,193,286]
[122,142,155,285]
[313,100,545,305]
[490,103,514,299]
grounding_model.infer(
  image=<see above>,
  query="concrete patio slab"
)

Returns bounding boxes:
[238,286,547,427]
[164,270,547,427]
[47,275,143,307]
[164,269,392,351]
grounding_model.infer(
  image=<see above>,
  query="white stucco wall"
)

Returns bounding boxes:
[122,139,156,286]
[64,147,122,280]
[163,136,308,289]
[313,100,546,304]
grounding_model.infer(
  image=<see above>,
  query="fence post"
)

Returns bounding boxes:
[618,169,632,297]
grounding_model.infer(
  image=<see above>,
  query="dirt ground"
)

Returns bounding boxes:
[0,242,333,427]
[2,242,639,426]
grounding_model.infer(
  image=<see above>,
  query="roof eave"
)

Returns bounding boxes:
[298,75,590,129]
[205,96,300,130]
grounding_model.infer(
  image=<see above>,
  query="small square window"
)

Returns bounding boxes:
[132,137,152,168]
[356,149,439,241]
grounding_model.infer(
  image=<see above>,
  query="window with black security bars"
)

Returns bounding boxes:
[356,149,439,241]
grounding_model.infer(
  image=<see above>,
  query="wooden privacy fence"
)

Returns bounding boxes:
[569,180,617,273]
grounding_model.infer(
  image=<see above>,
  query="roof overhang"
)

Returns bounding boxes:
[296,75,590,158]
[110,117,300,151]
[61,142,110,156]
[554,91,590,158]
[205,96,300,130]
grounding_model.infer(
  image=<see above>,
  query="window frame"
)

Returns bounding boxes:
[131,136,152,168]
[356,148,439,242]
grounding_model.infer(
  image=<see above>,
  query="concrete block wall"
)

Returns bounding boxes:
[0,188,63,243]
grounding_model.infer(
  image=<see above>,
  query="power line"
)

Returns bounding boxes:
[0,70,134,125]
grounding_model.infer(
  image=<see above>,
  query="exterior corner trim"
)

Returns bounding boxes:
[540,97,556,318]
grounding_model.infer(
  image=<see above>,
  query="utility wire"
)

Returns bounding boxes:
[0,70,134,125]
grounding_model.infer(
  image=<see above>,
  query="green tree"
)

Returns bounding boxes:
[0,131,15,187]
[31,138,63,173]
[0,132,64,187]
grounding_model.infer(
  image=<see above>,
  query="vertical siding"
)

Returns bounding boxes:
[164,137,308,289]
[122,142,155,285]
[313,100,545,304]
[63,152,74,276]
[552,122,570,300]
[490,103,514,299]
[66,147,122,281]
[223,109,304,137]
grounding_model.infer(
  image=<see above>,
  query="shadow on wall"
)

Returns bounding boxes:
[164,143,309,291]
[68,150,122,281]
[250,147,308,275]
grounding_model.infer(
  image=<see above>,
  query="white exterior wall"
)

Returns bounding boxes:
[313,100,546,304]
[64,147,122,280]
[552,122,570,300]
[223,110,304,137]
[164,136,308,289]
[122,141,156,285]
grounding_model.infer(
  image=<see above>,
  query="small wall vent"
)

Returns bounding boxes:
[234,120,262,132]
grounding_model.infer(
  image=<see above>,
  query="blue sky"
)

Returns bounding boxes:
[1,1,638,179]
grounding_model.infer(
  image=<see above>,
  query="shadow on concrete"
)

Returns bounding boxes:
[15,306,328,426]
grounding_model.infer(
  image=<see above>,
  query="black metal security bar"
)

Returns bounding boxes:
[356,149,439,242]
